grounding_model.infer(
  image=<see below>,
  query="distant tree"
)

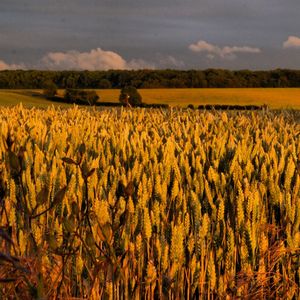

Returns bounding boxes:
[43,80,57,98]
[64,89,99,106]
[64,89,78,103]
[119,86,142,107]
[83,90,100,106]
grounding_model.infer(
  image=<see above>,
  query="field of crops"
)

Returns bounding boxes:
[1,88,300,109]
[0,105,300,299]
[91,88,300,109]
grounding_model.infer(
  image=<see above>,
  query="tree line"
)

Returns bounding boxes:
[1,69,300,89]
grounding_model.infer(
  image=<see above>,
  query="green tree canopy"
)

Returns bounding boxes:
[64,89,99,106]
[43,80,57,98]
[119,86,142,106]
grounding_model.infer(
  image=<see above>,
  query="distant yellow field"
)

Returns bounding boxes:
[1,88,300,109]
[54,88,300,109]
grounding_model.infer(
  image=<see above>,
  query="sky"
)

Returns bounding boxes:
[0,0,300,71]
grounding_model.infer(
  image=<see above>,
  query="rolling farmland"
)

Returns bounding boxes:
[0,88,300,109]
[1,0,300,299]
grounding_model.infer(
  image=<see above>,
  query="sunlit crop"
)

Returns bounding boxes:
[0,105,299,299]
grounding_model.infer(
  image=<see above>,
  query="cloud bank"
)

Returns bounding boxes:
[0,48,185,71]
[189,40,261,59]
[283,36,300,49]
[0,60,25,71]
[40,49,186,70]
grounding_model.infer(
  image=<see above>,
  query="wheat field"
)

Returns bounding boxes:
[91,88,300,109]
[0,105,299,299]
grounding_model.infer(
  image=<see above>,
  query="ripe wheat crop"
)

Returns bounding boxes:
[0,105,299,299]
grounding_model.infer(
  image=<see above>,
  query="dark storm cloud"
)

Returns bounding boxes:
[0,0,299,69]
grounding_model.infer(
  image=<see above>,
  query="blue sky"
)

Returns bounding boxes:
[0,0,300,70]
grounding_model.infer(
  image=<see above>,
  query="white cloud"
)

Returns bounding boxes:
[0,60,25,70]
[189,40,261,59]
[41,48,153,70]
[41,48,126,70]
[283,36,300,49]
[0,48,183,71]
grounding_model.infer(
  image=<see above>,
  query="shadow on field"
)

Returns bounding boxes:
[45,96,170,108]
[36,92,269,110]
